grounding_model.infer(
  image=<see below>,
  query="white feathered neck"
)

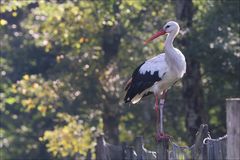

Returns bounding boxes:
[164,28,186,77]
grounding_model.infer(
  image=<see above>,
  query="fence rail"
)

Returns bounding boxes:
[87,98,239,160]
[94,124,227,160]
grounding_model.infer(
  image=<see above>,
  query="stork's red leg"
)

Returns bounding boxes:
[156,90,171,141]
[155,95,159,134]
[155,95,159,113]
[159,90,167,134]
[159,98,165,133]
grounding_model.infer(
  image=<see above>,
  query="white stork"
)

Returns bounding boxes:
[124,21,186,140]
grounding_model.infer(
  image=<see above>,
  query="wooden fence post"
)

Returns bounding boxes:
[135,136,144,159]
[193,124,209,160]
[96,135,108,160]
[86,149,92,160]
[129,146,134,160]
[226,98,240,159]
[121,142,127,160]
[157,138,169,160]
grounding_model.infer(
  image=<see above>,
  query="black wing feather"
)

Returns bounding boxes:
[124,62,162,103]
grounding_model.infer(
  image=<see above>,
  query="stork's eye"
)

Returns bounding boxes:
[166,25,170,29]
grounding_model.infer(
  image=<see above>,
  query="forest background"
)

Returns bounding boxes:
[0,0,239,159]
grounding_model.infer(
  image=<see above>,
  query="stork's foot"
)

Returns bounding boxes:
[155,132,171,141]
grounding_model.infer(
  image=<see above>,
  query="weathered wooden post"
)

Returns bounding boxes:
[86,149,92,160]
[129,146,134,160]
[226,98,240,159]
[193,124,209,160]
[135,136,144,159]
[121,142,127,160]
[157,138,169,160]
[96,135,108,160]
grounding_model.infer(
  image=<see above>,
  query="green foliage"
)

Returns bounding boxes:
[0,0,34,13]
[193,0,240,136]
[7,74,62,115]
[0,0,239,159]
[40,113,97,158]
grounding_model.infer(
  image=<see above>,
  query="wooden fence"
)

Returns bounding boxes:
[86,98,239,160]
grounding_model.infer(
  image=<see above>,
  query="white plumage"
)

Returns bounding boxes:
[124,21,186,140]
[139,54,167,76]
[124,21,186,104]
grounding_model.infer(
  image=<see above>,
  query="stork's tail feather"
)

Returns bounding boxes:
[124,94,132,103]
[124,84,143,104]
[119,92,130,105]
[131,95,142,104]
[124,78,132,91]
[124,94,142,104]
[124,89,133,103]
[124,76,156,104]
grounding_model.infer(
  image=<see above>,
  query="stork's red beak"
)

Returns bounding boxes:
[144,29,166,45]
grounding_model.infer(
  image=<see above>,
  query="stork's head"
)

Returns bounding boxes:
[144,21,180,45]
[163,21,180,33]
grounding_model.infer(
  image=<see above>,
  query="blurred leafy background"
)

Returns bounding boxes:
[0,0,239,159]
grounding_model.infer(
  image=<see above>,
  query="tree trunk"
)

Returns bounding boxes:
[101,0,123,144]
[174,0,204,143]
[103,109,120,144]
[183,59,204,143]
[101,26,121,144]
